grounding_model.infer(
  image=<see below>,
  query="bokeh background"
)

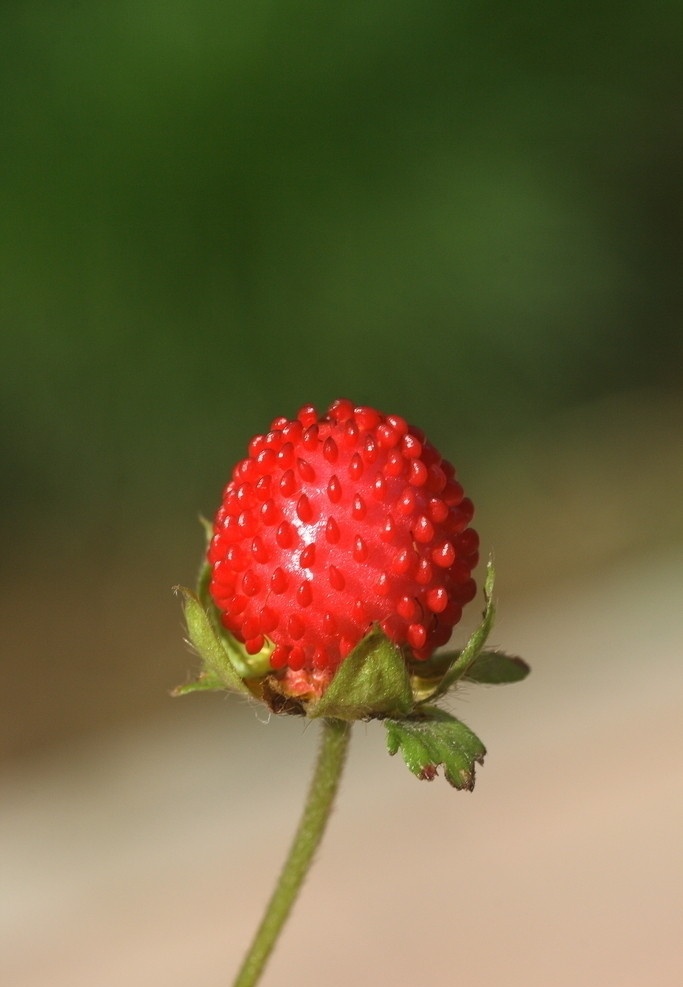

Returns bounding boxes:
[2,3,682,986]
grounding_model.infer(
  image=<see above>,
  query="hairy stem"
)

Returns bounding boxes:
[233,718,352,987]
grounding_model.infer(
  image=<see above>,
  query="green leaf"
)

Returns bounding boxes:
[175,586,250,695]
[385,707,486,790]
[463,650,531,684]
[310,627,414,721]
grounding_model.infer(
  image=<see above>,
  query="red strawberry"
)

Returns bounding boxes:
[208,400,478,681]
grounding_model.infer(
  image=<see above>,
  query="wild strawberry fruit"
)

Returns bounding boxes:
[208,399,478,676]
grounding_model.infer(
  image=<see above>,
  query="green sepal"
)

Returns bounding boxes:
[196,516,214,613]
[198,513,214,544]
[408,650,457,704]
[438,558,496,686]
[411,647,530,698]
[412,558,498,704]
[385,707,486,790]
[309,626,414,721]
[171,672,226,697]
[196,559,213,612]
[462,650,530,684]
[174,585,250,695]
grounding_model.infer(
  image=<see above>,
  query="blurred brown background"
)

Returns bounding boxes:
[1,3,682,985]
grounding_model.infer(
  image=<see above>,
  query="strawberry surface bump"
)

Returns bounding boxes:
[208,400,478,677]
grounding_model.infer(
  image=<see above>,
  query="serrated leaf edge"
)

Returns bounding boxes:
[384,707,486,791]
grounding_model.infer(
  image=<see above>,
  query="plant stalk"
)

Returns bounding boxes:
[233,717,352,987]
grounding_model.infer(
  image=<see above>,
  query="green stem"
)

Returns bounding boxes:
[233,718,352,987]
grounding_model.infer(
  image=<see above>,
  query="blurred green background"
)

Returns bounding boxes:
[2,1,681,760]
